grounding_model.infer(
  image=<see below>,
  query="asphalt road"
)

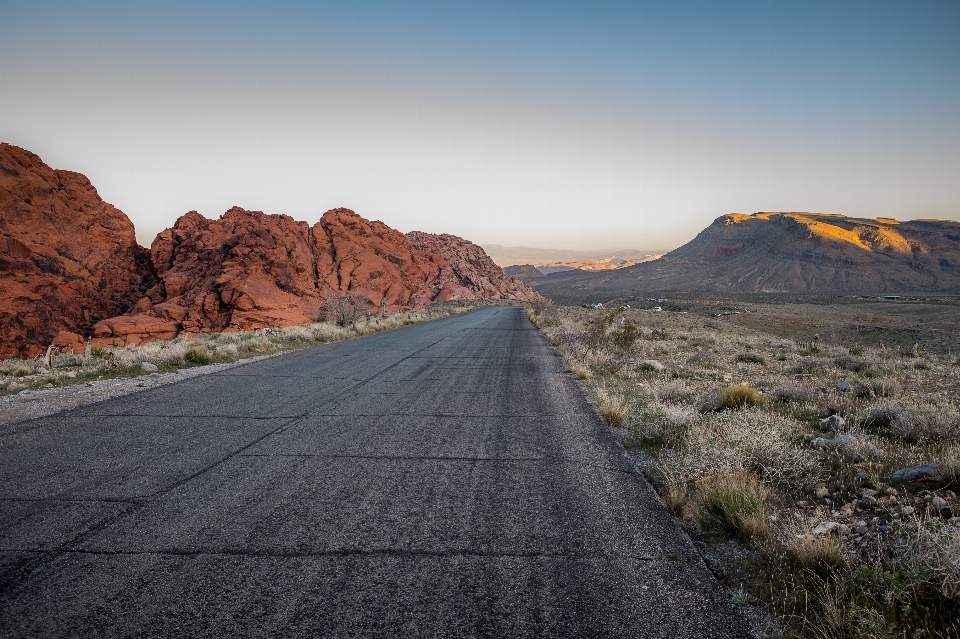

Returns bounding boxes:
[0,306,749,638]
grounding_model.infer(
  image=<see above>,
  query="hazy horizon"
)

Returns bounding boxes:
[3,1,958,251]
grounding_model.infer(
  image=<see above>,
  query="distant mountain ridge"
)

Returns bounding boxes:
[482,244,663,268]
[528,212,960,295]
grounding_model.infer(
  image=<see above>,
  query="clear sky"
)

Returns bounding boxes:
[1,1,958,250]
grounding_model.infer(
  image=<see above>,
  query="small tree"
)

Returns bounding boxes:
[322,291,371,327]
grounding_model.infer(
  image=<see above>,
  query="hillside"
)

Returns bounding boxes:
[530,212,960,298]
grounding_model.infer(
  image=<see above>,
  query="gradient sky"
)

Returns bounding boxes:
[2,1,958,250]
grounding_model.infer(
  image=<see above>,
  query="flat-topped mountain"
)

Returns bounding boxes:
[0,144,543,357]
[532,212,960,296]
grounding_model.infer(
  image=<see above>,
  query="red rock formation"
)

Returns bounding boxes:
[406,231,545,303]
[92,207,541,345]
[1,143,547,352]
[0,143,151,358]
[312,208,448,309]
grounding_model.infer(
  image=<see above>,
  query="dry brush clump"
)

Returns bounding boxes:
[535,303,960,638]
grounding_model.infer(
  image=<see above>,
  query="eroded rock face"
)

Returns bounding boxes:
[140,207,322,334]
[406,232,546,303]
[1,143,546,352]
[95,208,543,344]
[0,143,151,357]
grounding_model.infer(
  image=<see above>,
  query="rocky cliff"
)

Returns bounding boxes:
[0,144,152,357]
[533,213,960,295]
[406,232,545,303]
[1,146,547,355]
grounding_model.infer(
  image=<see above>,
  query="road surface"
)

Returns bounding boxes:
[0,307,749,637]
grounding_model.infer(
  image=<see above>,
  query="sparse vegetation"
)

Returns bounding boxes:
[1,302,479,396]
[698,471,769,541]
[529,300,960,638]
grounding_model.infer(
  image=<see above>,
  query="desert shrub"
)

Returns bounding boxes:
[854,378,900,399]
[184,345,212,365]
[793,356,828,374]
[719,385,765,410]
[661,481,689,517]
[834,356,868,372]
[595,388,627,427]
[651,410,818,490]
[627,402,696,449]
[863,401,960,442]
[11,364,31,377]
[685,351,715,366]
[655,380,690,404]
[735,352,766,365]
[849,344,865,356]
[697,471,769,541]
[788,534,848,574]
[278,325,316,342]
[571,362,591,380]
[610,321,641,350]
[770,385,819,404]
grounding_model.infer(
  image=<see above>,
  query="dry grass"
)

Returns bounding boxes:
[595,387,627,426]
[533,301,960,637]
[697,471,769,541]
[718,384,765,410]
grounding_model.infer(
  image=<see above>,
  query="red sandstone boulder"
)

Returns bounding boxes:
[0,143,152,358]
[93,315,179,346]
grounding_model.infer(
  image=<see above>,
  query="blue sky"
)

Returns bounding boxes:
[2,0,958,250]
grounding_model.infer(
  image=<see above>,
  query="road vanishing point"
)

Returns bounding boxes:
[0,307,750,637]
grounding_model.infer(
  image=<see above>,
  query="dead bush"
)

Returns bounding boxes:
[322,291,371,327]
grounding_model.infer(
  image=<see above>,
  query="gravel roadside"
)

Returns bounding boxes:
[0,350,291,427]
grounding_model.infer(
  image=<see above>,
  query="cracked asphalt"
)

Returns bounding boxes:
[0,306,749,637]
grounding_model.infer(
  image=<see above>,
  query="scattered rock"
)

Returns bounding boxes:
[820,414,845,430]
[891,464,938,483]
[37,367,49,375]
[859,496,879,508]
[901,506,915,516]
[835,381,852,392]
[862,489,877,498]
[852,521,868,535]
[638,360,665,371]
[815,487,830,499]
[877,525,891,533]
[139,362,159,372]
[932,496,947,508]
